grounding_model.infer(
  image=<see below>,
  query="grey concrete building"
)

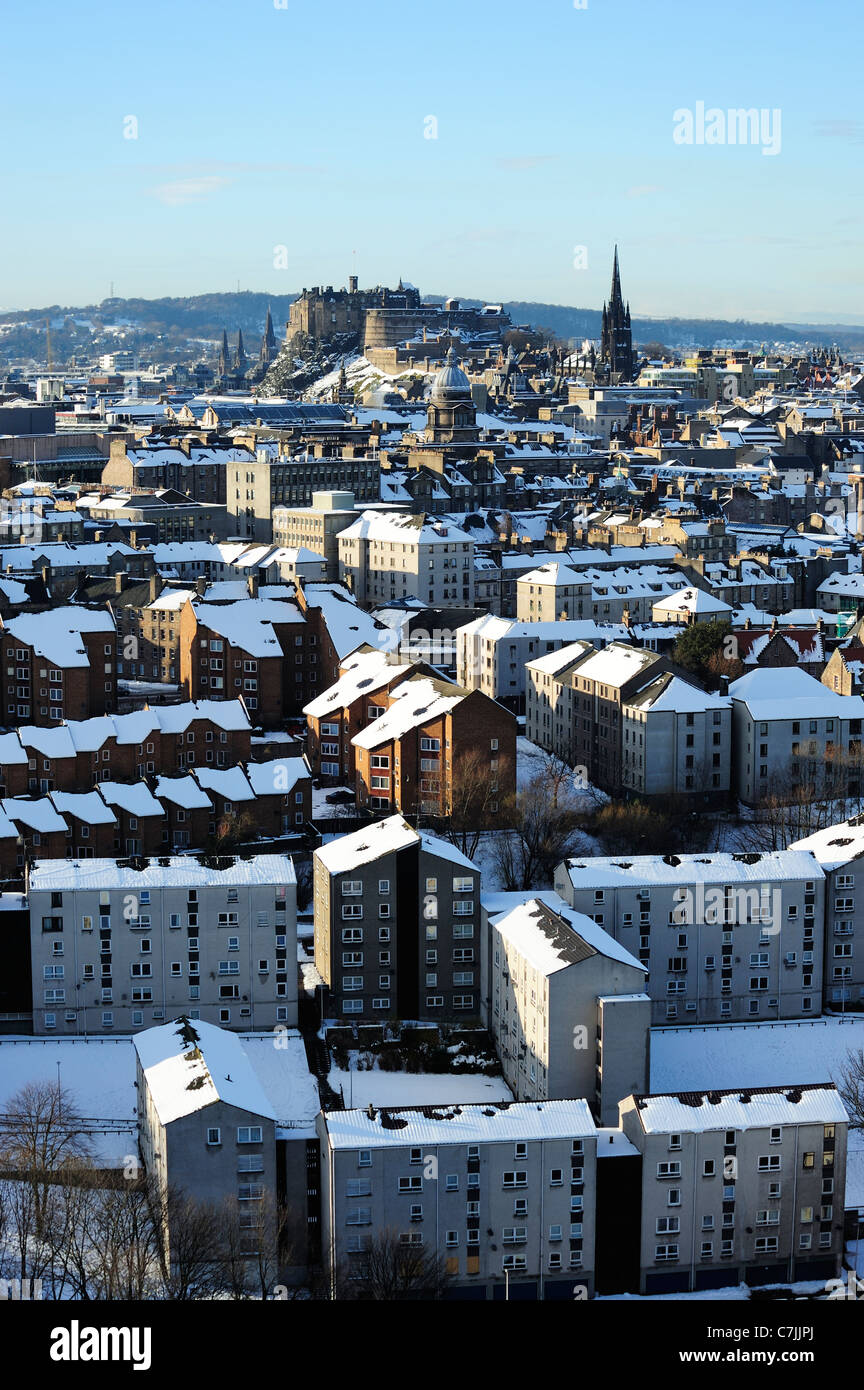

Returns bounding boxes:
[485,891,649,1124]
[555,850,825,1025]
[313,814,480,1021]
[618,1085,848,1294]
[792,815,864,1010]
[317,1097,598,1300]
[27,854,297,1034]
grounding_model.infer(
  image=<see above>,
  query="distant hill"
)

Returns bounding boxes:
[2,290,863,354]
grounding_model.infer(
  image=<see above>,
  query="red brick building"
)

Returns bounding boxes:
[352,677,517,817]
[1,609,117,727]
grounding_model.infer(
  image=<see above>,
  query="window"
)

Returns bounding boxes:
[207,1128,221,1146]
[657,1162,681,1179]
[237,1127,263,1145]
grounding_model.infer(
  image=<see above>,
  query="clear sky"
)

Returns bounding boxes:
[3,0,863,322]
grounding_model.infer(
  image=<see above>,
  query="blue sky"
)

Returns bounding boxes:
[3,0,863,321]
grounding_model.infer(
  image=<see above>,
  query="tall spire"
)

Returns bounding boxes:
[600,246,634,381]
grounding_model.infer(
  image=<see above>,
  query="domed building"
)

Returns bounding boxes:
[424,345,480,446]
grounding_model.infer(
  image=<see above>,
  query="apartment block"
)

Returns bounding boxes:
[304,648,422,784]
[273,490,359,579]
[0,607,117,727]
[338,511,475,607]
[729,668,864,806]
[352,677,516,818]
[516,561,687,624]
[555,850,826,1025]
[27,854,297,1034]
[179,595,310,725]
[313,814,481,1021]
[526,641,669,791]
[621,672,732,798]
[618,1085,847,1294]
[792,815,864,1009]
[486,891,650,1123]
[317,1098,598,1300]
[455,615,628,714]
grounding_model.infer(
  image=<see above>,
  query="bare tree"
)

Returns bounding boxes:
[437,748,502,860]
[349,1227,451,1300]
[836,1048,864,1131]
[0,1081,92,1235]
[154,1186,223,1300]
[493,765,593,891]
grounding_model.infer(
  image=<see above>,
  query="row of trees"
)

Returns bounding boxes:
[0,1081,450,1301]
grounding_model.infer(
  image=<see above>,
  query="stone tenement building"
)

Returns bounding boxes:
[286,277,510,353]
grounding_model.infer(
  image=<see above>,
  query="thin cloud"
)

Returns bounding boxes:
[495,155,556,171]
[149,176,231,206]
[141,159,323,176]
[813,120,864,144]
[626,184,661,198]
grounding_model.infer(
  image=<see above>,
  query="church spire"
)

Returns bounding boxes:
[600,246,634,381]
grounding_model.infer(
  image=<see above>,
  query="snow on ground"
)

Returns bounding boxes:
[598,1279,830,1302]
[327,1066,513,1109]
[0,1036,137,1165]
[0,1030,322,1156]
[312,785,356,820]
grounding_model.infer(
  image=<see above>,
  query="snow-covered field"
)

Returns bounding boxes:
[0,1031,320,1157]
[327,1066,513,1109]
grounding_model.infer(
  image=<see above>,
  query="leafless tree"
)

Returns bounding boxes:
[0,1081,92,1235]
[348,1227,451,1300]
[836,1048,864,1131]
[437,748,503,860]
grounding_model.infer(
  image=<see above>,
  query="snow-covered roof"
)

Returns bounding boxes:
[96,781,165,818]
[192,765,255,803]
[2,797,67,833]
[244,757,310,798]
[299,583,388,659]
[561,848,822,891]
[148,698,251,734]
[152,774,213,810]
[729,667,864,720]
[3,608,115,666]
[315,813,477,874]
[625,1084,847,1135]
[568,642,659,688]
[134,1017,277,1126]
[625,673,731,715]
[323,1097,596,1150]
[303,649,409,718]
[192,597,303,657]
[652,587,732,616]
[352,677,465,751]
[339,511,475,546]
[28,853,296,892]
[490,891,645,975]
[49,791,117,826]
[790,815,864,870]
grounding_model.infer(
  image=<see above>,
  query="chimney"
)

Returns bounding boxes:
[247,572,259,599]
[149,572,162,603]
[114,570,124,594]
[195,576,207,598]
